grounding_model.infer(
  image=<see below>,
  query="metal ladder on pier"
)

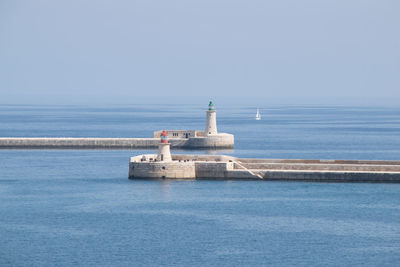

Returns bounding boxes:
[234,160,264,179]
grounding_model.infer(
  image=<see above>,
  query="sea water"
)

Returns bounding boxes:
[0,104,400,266]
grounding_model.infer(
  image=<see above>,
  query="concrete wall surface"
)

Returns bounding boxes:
[195,162,233,179]
[0,137,187,149]
[259,170,400,182]
[237,158,400,165]
[235,163,400,172]
[129,161,196,179]
[185,133,234,148]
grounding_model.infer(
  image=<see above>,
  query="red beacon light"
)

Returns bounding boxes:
[160,130,169,143]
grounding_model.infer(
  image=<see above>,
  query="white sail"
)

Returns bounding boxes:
[255,109,261,120]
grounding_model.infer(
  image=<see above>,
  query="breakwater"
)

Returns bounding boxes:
[0,137,189,149]
[0,102,238,149]
[129,155,400,182]
[231,158,400,182]
[0,137,234,149]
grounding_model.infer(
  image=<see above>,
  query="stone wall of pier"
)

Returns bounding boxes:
[0,137,186,149]
[129,154,400,182]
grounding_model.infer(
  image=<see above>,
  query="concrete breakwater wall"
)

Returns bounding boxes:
[0,136,234,149]
[226,158,400,182]
[129,155,400,182]
[0,137,188,149]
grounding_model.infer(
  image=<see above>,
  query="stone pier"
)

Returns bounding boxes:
[0,137,187,149]
[129,155,400,183]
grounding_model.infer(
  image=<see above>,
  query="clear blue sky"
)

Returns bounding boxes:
[0,0,399,105]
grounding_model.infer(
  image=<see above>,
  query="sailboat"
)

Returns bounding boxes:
[255,108,261,120]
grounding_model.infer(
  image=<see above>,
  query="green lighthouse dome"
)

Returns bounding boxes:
[208,101,215,111]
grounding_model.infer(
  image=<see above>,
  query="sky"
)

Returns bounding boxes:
[0,0,399,105]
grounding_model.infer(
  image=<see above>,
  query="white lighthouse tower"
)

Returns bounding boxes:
[205,100,218,136]
[157,130,172,162]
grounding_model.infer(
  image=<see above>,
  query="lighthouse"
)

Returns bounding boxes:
[151,100,233,149]
[157,130,172,162]
[205,101,218,136]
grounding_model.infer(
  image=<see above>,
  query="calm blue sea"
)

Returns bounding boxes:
[1,104,400,266]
